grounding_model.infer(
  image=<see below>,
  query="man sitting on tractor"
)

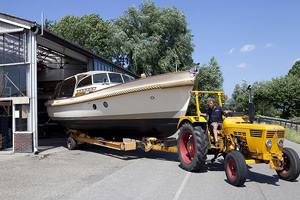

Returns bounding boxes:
[201,98,226,146]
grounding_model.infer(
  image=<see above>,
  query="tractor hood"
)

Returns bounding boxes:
[223,117,284,131]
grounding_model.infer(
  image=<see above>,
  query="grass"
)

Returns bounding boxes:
[285,128,300,144]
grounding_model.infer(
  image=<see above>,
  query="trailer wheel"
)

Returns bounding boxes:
[225,151,247,186]
[276,147,300,181]
[177,123,208,172]
[67,137,78,150]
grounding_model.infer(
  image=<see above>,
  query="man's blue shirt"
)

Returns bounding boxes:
[206,105,224,124]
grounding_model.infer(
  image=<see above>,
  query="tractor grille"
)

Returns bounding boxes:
[266,130,285,138]
[234,131,246,137]
[250,130,263,138]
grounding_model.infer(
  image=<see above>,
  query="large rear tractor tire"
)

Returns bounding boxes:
[224,151,247,186]
[276,147,300,181]
[177,123,208,172]
[67,137,78,150]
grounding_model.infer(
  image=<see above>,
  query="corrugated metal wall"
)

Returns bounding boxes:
[93,59,123,73]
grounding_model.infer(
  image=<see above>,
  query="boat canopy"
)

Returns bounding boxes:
[55,71,135,98]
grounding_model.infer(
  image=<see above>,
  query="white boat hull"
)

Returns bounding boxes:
[46,71,197,138]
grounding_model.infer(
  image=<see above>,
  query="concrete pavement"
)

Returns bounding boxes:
[0,138,299,200]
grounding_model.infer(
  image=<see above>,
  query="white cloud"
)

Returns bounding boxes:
[240,44,256,52]
[229,48,235,54]
[237,63,246,68]
[265,43,274,48]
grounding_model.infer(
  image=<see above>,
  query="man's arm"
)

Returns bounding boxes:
[220,106,228,115]
[200,113,207,117]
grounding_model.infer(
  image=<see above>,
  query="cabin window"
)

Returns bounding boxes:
[122,75,130,83]
[77,76,92,88]
[58,77,76,98]
[108,73,123,83]
[93,73,108,84]
[122,74,134,83]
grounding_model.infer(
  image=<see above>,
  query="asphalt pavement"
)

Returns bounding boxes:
[0,138,299,200]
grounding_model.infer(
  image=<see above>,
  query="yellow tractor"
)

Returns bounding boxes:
[177,89,300,186]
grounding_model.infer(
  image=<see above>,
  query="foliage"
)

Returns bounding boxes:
[46,13,111,58]
[267,75,300,118]
[228,72,300,119]
[108,1,194,75]
[44,1,194,75]
[227,83,249,113]
[288,60,300,77]
[252,81,277,116]
[187,57,224,115]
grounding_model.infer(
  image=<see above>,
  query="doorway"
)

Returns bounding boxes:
[0,101,12,151]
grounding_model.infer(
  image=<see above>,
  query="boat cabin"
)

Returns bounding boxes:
[55,71,135,98]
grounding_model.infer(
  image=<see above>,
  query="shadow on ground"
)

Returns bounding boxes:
[38,137,68,152]
[81,143,179,162]
[38,137,179,162]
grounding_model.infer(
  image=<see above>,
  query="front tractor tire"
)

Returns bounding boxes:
[276,147,300,181]
[177,123,208,172]
[224,151,247,186]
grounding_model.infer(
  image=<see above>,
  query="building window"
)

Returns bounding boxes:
[0,32,26,64]
[0,64,28,97]
[0,30,28,98]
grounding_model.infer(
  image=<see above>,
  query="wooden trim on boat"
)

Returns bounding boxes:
[45,79,196,107]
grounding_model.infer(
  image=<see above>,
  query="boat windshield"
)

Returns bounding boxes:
[57,77,76,98]
[77,75,92,88]
[93,73,108,84]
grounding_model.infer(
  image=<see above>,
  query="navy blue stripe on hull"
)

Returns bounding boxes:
[55,118,179,139]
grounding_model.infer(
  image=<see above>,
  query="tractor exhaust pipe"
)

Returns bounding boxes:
[247,85,255,123]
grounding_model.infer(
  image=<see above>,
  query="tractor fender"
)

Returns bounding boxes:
[177,116,207,129]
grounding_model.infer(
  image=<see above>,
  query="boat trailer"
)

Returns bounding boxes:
[67,129,178,153]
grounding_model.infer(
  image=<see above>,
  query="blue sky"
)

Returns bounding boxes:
[1,0,299,97]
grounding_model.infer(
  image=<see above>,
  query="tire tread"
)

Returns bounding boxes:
[178,123,208,172]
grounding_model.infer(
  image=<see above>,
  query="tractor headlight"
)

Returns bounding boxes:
[265,139,272,148]
[277,139,284,147]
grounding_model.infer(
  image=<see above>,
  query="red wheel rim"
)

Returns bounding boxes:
[227,158,237,179]
[180,130,195,164]
[67,139,71,149]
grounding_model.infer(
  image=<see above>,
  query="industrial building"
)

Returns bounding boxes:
[0,12,138,153]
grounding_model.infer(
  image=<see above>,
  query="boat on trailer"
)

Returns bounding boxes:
[45,69,198,139]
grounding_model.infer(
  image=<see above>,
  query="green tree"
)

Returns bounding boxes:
[227,81,277,116]
[187,57,224,115]
[108,1,194,75]
[46,13,111,58]
[252,81,276,116]
[288,60,300,77]
[227,60,300,119]
[267,75,300,118]
[227,83,248,112]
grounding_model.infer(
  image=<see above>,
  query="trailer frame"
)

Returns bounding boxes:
[67,129,178,153]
